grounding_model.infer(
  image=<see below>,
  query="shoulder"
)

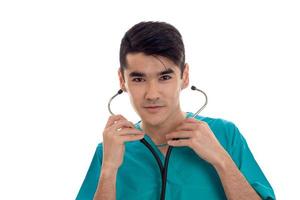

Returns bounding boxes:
[94,143,103,157]
[192,112,237,134]
[191,112,243,150]
[96,142,103,149]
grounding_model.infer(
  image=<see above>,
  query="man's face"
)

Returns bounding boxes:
[118,52,189,126]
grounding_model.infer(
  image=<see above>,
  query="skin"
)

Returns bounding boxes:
[94,52,261,200]
[119,52,190,147]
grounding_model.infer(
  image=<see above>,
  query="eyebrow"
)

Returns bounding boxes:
[129,68,175,77]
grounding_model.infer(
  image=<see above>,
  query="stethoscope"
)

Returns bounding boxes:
[107,85,208,200]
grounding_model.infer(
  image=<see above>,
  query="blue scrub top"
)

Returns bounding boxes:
[76,112,275,200]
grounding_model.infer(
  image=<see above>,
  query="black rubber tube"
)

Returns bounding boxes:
[140,138,173,200]
[160,146,173,200]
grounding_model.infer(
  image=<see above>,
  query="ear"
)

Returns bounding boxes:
[181,63,189,90]
[118,68,127,92]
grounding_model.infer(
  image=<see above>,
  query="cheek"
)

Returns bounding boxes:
[127,87,143,106]
[167,82,181,96]
[165,86,181,105]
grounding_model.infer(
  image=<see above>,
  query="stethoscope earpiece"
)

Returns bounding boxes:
[117,89,123,95]
[190,85,208,118]
[108,89,123,115]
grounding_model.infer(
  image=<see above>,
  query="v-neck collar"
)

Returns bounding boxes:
[134,112,193,162]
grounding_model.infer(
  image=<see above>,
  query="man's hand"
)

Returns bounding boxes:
[102,115,145,171]
[166,118,263,199]
[166,117,227,166]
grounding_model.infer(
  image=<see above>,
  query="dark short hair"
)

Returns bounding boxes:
[119,21,186,78]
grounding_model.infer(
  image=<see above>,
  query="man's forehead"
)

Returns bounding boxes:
[125,53,180,75]
[125,65,179,75]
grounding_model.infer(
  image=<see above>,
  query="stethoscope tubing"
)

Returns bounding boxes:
[108,85,207,200]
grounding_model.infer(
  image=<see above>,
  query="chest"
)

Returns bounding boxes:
[117,146,226,200]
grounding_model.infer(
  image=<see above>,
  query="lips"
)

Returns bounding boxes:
[143,106,165,113]
[144,105,164,108]
[144,106,163,108]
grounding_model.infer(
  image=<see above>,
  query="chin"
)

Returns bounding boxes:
[139,108,168,126]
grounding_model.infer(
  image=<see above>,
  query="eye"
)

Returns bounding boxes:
[132,77,145,82]
[159,75,172,81]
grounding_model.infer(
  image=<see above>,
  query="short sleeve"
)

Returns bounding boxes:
[76,143,103,200]
[229,124,276,200]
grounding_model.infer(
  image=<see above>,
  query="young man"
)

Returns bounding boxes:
[76,21,275,200]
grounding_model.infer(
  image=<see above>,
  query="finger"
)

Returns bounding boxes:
[121,134,145,142]
[185,118,207,126]
[166,131,193,140]
[184,117,199,123]
[105,114,126,128]
[167,138,191,147]
[110,119,135,131]
[175,123,198,131]
[117,128,144,136]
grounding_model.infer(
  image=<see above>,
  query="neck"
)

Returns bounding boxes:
[141,110,187,145]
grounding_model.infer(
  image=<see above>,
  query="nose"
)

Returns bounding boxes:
[145,80,160,102]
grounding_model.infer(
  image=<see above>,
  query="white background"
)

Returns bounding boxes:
[0,0,299,199]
